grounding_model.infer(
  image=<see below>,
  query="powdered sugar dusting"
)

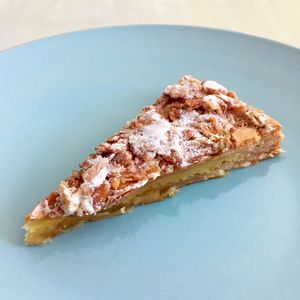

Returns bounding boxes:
[129,110,172,159]
[128,107,231,168]
[59,182,81,216]
[164,75,205,99]
[202,80,227,92]
[91,167,108,188]
[77,196,94,216]
[164,76,228,100]
[57,103,234,216]
[30,75,281,220]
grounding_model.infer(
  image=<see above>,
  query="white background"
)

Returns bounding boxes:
[1,0,299,50]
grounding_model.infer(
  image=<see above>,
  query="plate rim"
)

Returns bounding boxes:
[1,24,299,55]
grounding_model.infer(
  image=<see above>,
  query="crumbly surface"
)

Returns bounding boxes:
[28,75,282,220]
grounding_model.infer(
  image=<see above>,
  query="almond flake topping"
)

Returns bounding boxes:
[29,75,280,219]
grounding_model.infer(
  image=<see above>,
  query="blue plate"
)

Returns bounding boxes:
[0,26,299,300]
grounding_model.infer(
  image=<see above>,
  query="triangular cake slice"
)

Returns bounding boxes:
[24,76,283,245]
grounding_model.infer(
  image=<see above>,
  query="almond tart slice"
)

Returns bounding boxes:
[24,76,283,245]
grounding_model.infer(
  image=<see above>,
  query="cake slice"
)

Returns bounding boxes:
[24,76,283,245]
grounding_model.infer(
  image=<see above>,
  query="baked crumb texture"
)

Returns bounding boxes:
[24,76,283,244]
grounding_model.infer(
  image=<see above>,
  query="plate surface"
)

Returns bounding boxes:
[0,26,299,300]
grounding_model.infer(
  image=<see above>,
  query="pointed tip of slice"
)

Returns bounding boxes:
[23,217,84,245]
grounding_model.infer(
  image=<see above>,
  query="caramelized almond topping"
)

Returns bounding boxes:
[28,75,281,220]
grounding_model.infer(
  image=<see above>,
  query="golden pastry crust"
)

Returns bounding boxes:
[24,75,283,244]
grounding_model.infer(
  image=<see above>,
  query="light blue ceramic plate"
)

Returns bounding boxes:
[0,26,299,300]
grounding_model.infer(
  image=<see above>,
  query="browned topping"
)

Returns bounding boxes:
[47,192,59,209]
[66,170,83,188]
[28,75,282,220]
[232,127,260,147]
[93,182,110,204]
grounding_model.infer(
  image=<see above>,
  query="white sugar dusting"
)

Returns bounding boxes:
[91,167,108,188]
[54,76,253,218]
[202,95,222,111]
[164,75,205,99]
[164,76,228,100]
[129,110,172,159]
[202,80,227,92]
[77,196,94,216]
[59,156,109,216]
[59,183,81,215]
[110,143,127,151]
[177,110,199,126]
[128,107,230,168]
[30,200,51,219]
[83,156,109,188]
